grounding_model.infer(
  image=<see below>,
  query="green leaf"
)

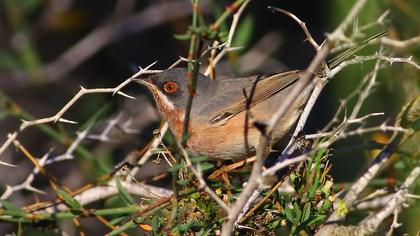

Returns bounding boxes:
[55,188,81,210]
[308,149,325,199]
[190,155,209,163]
[108,220,137,236]
[306,215,326,227]
[177,179,191,186]
[319,198,333,213]
[283,206,296,224]
[174,33,191,41]
[217,31,229,42]
[174,220,201,233]
[168,163,182,173]
[302,203,312,223]
[197,228,212,236]
[293,202,302,223]
[0,200,21,211]
[109,216,128,225]
[270,219,280,229]
[0,200,27,218]
[197,162,215,172]
[151,216,159,233]
[115,177,135,205]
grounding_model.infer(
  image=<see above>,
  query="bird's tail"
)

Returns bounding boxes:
[327,31,387,69]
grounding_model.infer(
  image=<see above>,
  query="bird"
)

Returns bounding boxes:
[137,32,386,161]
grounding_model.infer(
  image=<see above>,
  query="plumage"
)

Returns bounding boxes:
[139,31,386,160]
[143,68,311,160]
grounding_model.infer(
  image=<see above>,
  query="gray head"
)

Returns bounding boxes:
[138,68,215,112]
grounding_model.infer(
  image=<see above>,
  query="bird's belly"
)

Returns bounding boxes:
[187,114,259,160]
[188,131,259,160]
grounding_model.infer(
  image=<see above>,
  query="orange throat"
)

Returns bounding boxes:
[152,91,187,140]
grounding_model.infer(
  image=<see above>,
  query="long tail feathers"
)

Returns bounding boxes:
[327,31,387,69]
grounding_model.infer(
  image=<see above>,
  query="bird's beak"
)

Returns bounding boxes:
[135,77,152,86]
[135,78,157,91]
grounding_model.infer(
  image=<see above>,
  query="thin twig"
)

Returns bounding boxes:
[359,166,420,235]
[331,53,420,74]
[268,7,320,50]
[204,0,251,76]
[381,35,420,49]
[174,139,230,213]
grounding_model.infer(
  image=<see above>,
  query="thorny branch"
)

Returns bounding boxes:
[381,35,420,49]
[0,62,157,165]
[35,179,173,214]
[315,168,420,236]
[268,7,320,50]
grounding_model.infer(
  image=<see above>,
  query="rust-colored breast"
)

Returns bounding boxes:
[152,91,186,140]
[188,112,260,160]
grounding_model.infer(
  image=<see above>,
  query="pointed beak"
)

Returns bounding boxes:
[135,77,152,86]
[135,77,158,91]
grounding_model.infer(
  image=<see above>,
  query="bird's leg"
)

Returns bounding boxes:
[208,156,256,180]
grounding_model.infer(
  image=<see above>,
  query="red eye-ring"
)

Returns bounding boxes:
[163,81,178,94]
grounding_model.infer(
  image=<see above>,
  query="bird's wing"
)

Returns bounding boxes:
[206,70,301,125]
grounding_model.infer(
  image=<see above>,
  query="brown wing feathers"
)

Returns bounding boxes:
[209,70,300,124]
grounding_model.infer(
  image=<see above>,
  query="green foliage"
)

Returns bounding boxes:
[241,150,335,235]
[0,200,27,219]
[156,193,222,234]
[284,153,334,234]
[55,188,82,214]
[115,177,135,205]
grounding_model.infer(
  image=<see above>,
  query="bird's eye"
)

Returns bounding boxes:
[163,81,178,94]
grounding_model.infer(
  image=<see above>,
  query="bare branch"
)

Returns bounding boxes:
[359,166,420,234]
[323,133,400,224]
[268,7,320,50]
[331,53,420,74]
[204,0,251,76]
[36,180,173,214]
[0,151,50,200]
[381,35,420,49]
[0,132,18,164]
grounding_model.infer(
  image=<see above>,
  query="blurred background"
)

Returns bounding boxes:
[0,0,419,235]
